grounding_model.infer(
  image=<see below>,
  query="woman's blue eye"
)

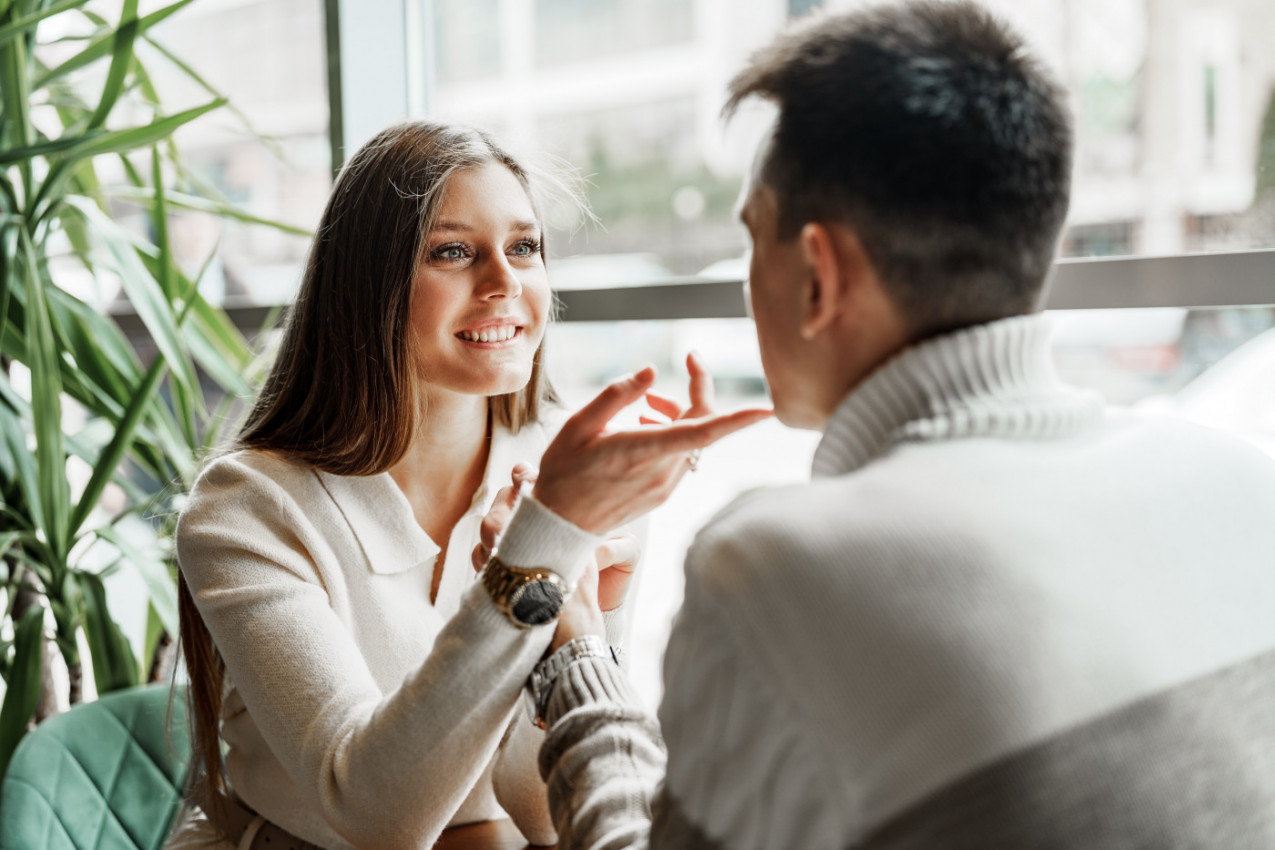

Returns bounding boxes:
[434,244,467,261]
[511,240,541,257]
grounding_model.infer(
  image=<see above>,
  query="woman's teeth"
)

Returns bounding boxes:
[459,327,517,343]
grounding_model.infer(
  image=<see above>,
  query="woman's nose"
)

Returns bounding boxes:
[479,256,522,300]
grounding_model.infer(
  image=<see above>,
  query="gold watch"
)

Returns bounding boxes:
[481,555,572,628]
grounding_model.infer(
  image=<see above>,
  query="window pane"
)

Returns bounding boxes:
[427,0,1275,280]
[147,0,331,306]
[533,0,694,68]
[435,0,502,83]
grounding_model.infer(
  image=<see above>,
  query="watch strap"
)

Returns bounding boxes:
[529,635,616,728]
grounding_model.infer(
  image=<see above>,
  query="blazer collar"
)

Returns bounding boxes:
[315,419,548,575]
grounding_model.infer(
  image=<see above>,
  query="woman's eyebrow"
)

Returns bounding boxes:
[431,221,473,233]
[430,220,539,233]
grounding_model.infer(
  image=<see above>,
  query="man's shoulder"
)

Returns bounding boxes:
[685,469,945,589]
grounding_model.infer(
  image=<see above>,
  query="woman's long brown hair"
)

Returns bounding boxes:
[177,121,559,834]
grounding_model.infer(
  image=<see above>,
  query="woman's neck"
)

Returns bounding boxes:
[388,391,491,545]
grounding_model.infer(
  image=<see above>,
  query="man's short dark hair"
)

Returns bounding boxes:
[726,0,1073,336]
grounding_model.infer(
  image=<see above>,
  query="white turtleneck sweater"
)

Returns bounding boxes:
[498,314,1275,849]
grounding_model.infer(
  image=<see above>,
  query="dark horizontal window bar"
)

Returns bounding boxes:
[107,249,1275,338]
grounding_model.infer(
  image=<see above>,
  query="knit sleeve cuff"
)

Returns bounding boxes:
[603,605,626,646]
[495,493,601,586]
[544,656,640,727]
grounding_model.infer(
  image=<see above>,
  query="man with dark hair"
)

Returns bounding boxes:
[491,2,1275,847]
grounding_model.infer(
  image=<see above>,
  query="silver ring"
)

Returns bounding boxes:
[687,449,701,472]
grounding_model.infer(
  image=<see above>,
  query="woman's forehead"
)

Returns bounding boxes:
[434,162,538,228]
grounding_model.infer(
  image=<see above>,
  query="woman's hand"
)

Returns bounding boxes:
[472,467,642,613]
[593,530,640,612]
[533,360,771,535]
[472,463,538,572]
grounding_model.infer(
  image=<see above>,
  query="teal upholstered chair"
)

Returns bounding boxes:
[0,684,191,850]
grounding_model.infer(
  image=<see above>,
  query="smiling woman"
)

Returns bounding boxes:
[166,119,767,850]
[166,123,574,850]
[412,163,551,399]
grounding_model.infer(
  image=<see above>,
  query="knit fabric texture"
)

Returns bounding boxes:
[527,313,1275,850]
[167,418,615,850]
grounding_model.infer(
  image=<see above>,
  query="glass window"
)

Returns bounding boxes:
[533,0,695,68]
[427,0,1275,277]
[145,0,331,306]
[434,0,502,83]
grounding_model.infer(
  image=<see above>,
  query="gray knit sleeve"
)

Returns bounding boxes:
[538,656,664,850]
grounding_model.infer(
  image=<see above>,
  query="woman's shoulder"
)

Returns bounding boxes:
[181,448,322,535]
[192,447,315,492]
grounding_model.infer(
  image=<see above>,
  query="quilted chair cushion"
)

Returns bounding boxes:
[0,684,191,850]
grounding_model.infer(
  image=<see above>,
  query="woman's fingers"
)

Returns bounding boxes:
[511,462,538,489]
[559,366,657,444]
[473,466,538,572]
[596,531,641,574]
[686,351,717,418]
[596,530,641,612]
[645,391,684,421]
[478,483,519,563]
[631,406,773,458]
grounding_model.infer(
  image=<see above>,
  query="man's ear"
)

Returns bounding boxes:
[798,222,849,341]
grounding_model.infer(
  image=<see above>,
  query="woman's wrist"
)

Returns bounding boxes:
[493,494,599,583]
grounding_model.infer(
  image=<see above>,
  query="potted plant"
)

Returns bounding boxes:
[0,0,303,780]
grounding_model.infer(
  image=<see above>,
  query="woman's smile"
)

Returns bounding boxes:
[456,324,524,347]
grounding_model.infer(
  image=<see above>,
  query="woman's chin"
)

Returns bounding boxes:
[476,368,534,398]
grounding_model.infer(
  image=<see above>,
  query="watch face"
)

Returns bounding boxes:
[509,579,564,626]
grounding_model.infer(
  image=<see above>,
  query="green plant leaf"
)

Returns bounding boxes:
[46,283,139,401]
[0,4,36,196]
[31,99,225,223]
[142,601,163,678]
[0,385,42,529]
[96,525,178,636]
[0,0,91,49]
[0,222,14,369]
[0,391,41,528]
[131,249,253,397]
[148,146,205,447]
[106,185,311,236]
[16,228,69,563]
[33,0,196,90]
[62,195,200,408]
[84,0,138,131]
[68,356,165,538]
[0,130,105,166]
[76,570,139,694]
[141,33,287,160]
[0,531,18,561]
[0,606,44,780]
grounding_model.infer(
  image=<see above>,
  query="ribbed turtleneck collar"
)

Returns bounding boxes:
[812,314,1103,478]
